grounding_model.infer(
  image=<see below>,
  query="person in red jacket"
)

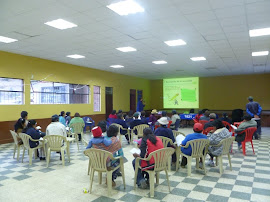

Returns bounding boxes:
[132,128,164,189]
[108,110,117,119]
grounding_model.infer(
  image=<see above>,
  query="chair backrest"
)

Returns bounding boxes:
[193,119,199,124]
[186,139,210,158]
[173,131,186,139]
[111,123,123,137]
[19,133,31,149]
[219,136,235,155]
[134,124,150,137]
[203,127,214,135]
[244,127,257,142]
[158,136,173,147]
[83,117,90,122]
[10,130,19,145]
[199,120,208,126]
[167,120,173,128]
[148,148,175,172]
[44,135,66,150]
[70,122,84,134]
[84,148,113,172]
[222,121,232,132]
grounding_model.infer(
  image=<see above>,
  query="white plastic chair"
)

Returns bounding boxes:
[133,124,150,141]
[69,122,84,151]
[111,123,128,143]
[158,136,174,171]
[10,130,22,161]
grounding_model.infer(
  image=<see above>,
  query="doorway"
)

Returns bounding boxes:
[105,87,113,118]
[130,89,136,112]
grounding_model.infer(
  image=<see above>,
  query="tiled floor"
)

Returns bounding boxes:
[0,128,270,202]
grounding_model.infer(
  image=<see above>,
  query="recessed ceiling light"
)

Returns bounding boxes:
[110,65,124,68]
[45,19,77,30]
[0,36,18,43]
[66,54,85,59]
[249,28,270,37]
[107,0,144,16]
[164,39,186,46]
[252,51,269,56]
[152,60,167,64]
[116,46,137,52]
[190,57,206,61]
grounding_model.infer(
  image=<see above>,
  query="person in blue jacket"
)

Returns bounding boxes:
[246,96,262,139]
[136,98,145,113]
[114,113,130,143]
[86,126,112,149]
[59,111,66,126]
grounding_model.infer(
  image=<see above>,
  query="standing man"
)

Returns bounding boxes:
[246,96,262,139]
[136,98,145,114]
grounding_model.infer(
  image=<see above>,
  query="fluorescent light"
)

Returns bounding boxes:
[249,28,270,37]
[116,46,137,52]
[45,19,77,30]
[110,65,124,68]
[0,36,18,43]
[107,0,144,16]
[252,51,269,56]
[152,60,167,64]
[190,57,206,61]
[66,54,85,59]
[164,39,186,46]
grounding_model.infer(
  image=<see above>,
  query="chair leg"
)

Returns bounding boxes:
[219,156,223,174]
[89,169,95,193]
[165,169,171,192]
[156,172,160,184]
[149,172,155,197]
[107,170,113,196]
[29,149,33,166]
[187,157,192,176]
[251,141,255,154]
[134,163,138,188]
[13,145,16,158]
[76,135,80,151]
[202,156,207,175]
[168,157,171,172]
[61,149,65,166]
[216,157,218,166]
[120,162,126,189]
[242,142,246,155]
[196,158,199,169]
[176,148,180,171]
[47,149,51,168]
[22,147,25,163]
[228,154,232,171]
[98,172,102,184]
[17,145,20,162]
[88,159,91,175]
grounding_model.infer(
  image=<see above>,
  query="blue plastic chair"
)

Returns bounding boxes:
[83,117,95,132]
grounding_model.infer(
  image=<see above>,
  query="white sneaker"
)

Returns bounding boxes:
[199,162,203,169]
[206,159,215,167]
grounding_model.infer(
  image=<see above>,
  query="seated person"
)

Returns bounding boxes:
[125,110,134,127]
[114,113,129,143]
[59,111,66,126]
[23,120,46,160]
[234,115,257,149]
[69,112,85,141]
[86,126,112,149]
[140,111,149,124]
[219,113,232,124]
[14,118,27,145]
[65,112,71,125]
[97,121,107,136]
[199,110,210,121]
[170,110,180,129]
[194,110,203,122]
[161,111,170,120]
[130,112,143,135]
[207,120,231,167]
[118,109,123,116]
[204,113,217,129]
[149,109,158,127]
[132,128,164,189]
[155,117,176,167]
[181,123,207,167]
[46,115,67,137]
[109,110,117,119]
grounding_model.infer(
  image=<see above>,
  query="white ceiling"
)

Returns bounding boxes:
[0,0,270,79]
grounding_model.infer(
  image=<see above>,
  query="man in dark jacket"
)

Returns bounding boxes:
[130,112,143,135]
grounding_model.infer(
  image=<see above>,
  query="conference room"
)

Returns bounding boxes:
[0,0,270,201]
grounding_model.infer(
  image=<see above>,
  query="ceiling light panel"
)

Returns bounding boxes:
[252,51,269,56]
[107,0,144,16]
[164,39,187,46]
[190,57,206,61]
[249,28,270,37]
[110,65,124,68]
[116,47,137,52]
[0,36,18,43]
[66,54,85,59]
[45,19,78,30]
[152,60,167,64]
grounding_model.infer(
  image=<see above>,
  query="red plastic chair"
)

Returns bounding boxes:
[199,120,208,127]
[234,122,242,127]
[167,120,173,128]
[240,127,257,156]
[203,127,214,135]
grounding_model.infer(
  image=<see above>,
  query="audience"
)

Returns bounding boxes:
[170,110,180,129]
[132,128,164,189]
[130,112,144,135]
[180,123,207,168]
[161,111,170,120]
[109,110,117,119]
[149,109,158,127]
[114,113,129,143]
[204,113,217,129]
[86,126,112,149]
[22,120,46,160]
[207,120,231,167]
[46,115,67,137]
[140,111,148,124]
[235,115,257,149]
[220,113,232,124]
[69,112,85,141]
[125,110,134,127]
[59,111,66,126]
[65,112,71,125]
[194,110,203,122]
[97,121,107,136]
[199,110,210,121]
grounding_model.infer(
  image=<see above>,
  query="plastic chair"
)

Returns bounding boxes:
[209,136,235,174]
[173,131,186,139]
[203,127,214,135]
[84,148,126,196]
[133,124,150,139]
[167,120,173,128]
[10,130,22,161]
[193,119,199,124]
[19,133,46,166]
[134,148,175,197]
[44,135,67,167]
[180,139,210,176]
[69,122,84,151]
[111,123,128,143]
[83,117,95,132]
[241,127,257,156]
[158,136,174,171]
[174,132,186,171]
[199,120,208,127]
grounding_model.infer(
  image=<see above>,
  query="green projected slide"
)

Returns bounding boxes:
[163,77,199,108]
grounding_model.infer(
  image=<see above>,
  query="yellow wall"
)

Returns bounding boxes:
[0,51,151,121]
[151,74,270,111]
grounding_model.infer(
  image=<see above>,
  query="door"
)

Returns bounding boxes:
[130,89,136,112]
[106,87,113,118]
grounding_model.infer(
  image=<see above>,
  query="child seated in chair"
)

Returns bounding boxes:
[86,126,112,149]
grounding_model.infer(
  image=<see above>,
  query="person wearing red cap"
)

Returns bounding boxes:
[180,123,207,167]
[86,126,112,149]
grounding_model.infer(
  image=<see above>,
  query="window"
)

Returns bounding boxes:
[0,77,24,105]
[93,86,101,112]
[30,80,89,104]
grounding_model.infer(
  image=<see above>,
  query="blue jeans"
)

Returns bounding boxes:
[132,159,149,185]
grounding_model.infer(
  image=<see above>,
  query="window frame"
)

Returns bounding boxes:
[93,85,101,112]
